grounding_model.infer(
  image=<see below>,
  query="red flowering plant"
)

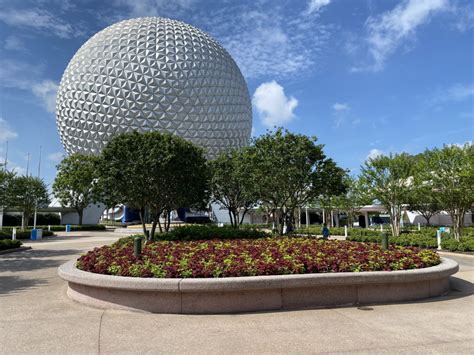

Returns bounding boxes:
[76,237,441,278]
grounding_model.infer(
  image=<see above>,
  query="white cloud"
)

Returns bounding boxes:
[332,103,350,127]
[359,0,448,71]
[366,149,384,161]
[0,60,58,113]
[196,6,332,79]
[5,160,27,176]
[0,118,18,142]
[47,152,64,163]
[253,81,298,128]
[333,103,350,112]
[114,0,195,17]
[4,35,25,51]
[427,83,474,106]
[0,8,74,38]
[32,80,59,113]
[453,3,474,32]
[306,0,331,15]
[0,59,43,90]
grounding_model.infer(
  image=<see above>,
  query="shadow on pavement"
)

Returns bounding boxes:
[0,249,79,272]
[449,276,474,295]
[0,275,49,296]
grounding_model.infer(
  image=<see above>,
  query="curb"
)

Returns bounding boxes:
[438,251,474,260]
[59,258,459,314]
[0,246,32,255]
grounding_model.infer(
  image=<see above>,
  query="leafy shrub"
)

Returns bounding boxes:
[77,238,441,278]
[441,236,474,252]
[153,225,268,241]
[0,230,54,240]
[0,239,22,251]
[296,226,348,236]
[2,213,61,226]
[239,223,272,230]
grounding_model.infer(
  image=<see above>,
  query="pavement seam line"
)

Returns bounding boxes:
[98,310,105,355]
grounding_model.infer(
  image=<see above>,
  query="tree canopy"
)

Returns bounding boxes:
[53,153,100,225]
[96,131,209,239]
[9,175,50,230]
[419,144,474,239]
[245,128,346,233]
[360,152,414,237]
[210,148,259,228]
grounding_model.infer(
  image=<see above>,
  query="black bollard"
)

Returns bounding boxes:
[381,232,388,250]
[134,236,142,257]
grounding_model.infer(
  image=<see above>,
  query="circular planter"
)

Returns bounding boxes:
[58,258,458,314]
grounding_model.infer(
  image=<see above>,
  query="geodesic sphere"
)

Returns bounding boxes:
[56,17,252,159]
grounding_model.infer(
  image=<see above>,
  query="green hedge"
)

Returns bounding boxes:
[348,232,474,251]
[0,229,54,240]
[441,237,474,252]
[240,223,272,230]
[0,239,22,250]
[152,225,268,241]
[296,226,384,237]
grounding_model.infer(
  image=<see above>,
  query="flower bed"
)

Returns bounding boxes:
[77,238,440,278]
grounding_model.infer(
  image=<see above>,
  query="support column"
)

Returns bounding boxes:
[335,213,340,228]
[364,211,369,229]
[330,210,334,228]
[322,209,326,224]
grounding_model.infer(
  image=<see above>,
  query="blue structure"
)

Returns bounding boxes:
[122,206,140,224]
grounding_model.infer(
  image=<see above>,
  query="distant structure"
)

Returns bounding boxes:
[56,17,252,159]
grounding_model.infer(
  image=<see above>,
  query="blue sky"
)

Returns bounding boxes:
[0,0,473,188]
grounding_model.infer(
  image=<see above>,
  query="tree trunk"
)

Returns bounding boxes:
[157,216,163,234]
[150,220,158,241]
[78,209,83,226]
[232,210,240,229]
[390,205,401,237]
[228,209,234,228]
[450,208,465,241]
[239,208,249,227]
[138,208,148,237]
[21,212,26,231]
[425,215,431,227]
[164,211,171,232]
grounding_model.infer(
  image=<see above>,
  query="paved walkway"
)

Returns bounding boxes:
[1,232,473,354]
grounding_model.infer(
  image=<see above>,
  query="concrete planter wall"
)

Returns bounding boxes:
[59,258,458,314]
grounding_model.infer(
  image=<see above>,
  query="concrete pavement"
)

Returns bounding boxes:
[1,231,473,354]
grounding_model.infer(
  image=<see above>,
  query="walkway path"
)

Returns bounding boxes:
[1,232,473,354]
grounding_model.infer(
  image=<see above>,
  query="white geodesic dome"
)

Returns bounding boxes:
[56,17,252,159]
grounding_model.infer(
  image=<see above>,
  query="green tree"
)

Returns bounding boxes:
[210,148,258,228]
[0,169,15,209]
[10,176,50,230]
[406,155,441,226]
[97,131,209,240]
[147,134,209,234]
[247,128,346,234]
[421,144,474,239]
[330,176,371,227]
[53,153,99,225]
[360,153,414,237]
[0,169,16,230]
